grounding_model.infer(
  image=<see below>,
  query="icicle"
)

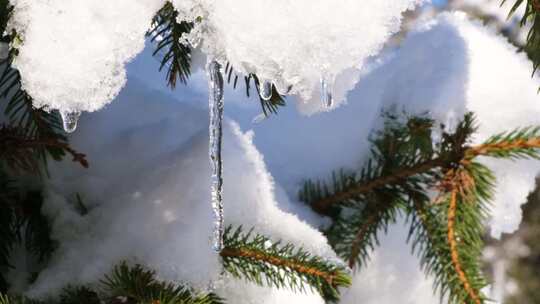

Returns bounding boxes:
[60,110,81,133]
[259,80,273,101]
[320,73,334,108]
[252,113,267,124]
[207,59,225,252]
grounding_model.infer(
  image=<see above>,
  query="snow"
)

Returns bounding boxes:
[223,12,540,238]
[174,0,427,114]
[368,12,540,238]
[9,0,166,113]
[26,78,337,303]
[453,0,524,22]
[9,0,425,115]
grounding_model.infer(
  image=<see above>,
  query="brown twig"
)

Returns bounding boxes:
[0,128,88,168]
[220,247,337,286]
[311,158,446,213]
[347,211,381,269]
[445,170,482,304]
[465,137,540,159]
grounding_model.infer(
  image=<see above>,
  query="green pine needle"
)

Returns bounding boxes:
[220,226,351,302]
[466,126,540,160]
[147,2,193,89]
[102,262,223,304]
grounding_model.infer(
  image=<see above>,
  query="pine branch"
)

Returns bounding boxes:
[58,286,100,304]
[147,1,193,89]
[301,114,447,215]
[1,56,84,173]
[220,226,351,302]
[302,113,477,215]
[18,191,58,262]
[0,126,88,172]
[147,2,286,117]
[303,158,445,214]
[0,294,43,304]
[102,262,223,304]
[405,163,493,304]
[465,126,540,159]
[504,0,540,75]
[0,0,13,44]
[0,171,16,293]
[223,64,287,117]
[326,193,405,269]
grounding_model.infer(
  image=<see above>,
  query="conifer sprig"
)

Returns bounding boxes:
[505,0,540,73]
[421,162,493,304]
[220,226,351,302]
[0,33,86,173]
[223,64,287,116]
[0,126,88,172]
[301,114,447,215]
[465,126,540,159]
[326,194,406,268]
[302,111,540,303]
[147,1,193,89]
[0,172,16,292]
[102,262,223,304]
[147,2,287,117]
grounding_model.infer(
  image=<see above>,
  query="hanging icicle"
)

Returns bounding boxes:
[320,73,334,108]
[207,59,225,252]
[59,110,81,133]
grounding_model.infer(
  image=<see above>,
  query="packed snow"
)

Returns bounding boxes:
[8,0,425,115]
[3,3,540,304]
[8,0,166,112]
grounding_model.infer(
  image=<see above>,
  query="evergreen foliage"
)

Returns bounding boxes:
[221,226,351,302]
[0,0,85,292]
[0,263,221,304]
[147,2,194,89]
[506,0,540,75]
[102,262,222,304]
[147,1,286,117]
[301,112,540,303]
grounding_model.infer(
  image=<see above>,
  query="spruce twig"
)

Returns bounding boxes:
[220,226,351,302]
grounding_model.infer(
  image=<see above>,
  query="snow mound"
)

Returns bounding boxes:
[9,0,425,115]
[27,79,336,303]
[372,12,540,238]
[9,0,166,113]
[175,0,425,114]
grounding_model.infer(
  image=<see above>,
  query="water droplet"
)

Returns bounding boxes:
[259,80,273,101]
[60,110,81,133]
[320,73,334,108]
[264,240,273,249]
[206,59,225,252]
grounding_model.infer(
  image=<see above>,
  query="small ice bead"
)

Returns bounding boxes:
[320,74,334,108]
[259,80,273,101]
[59,110,81,133]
